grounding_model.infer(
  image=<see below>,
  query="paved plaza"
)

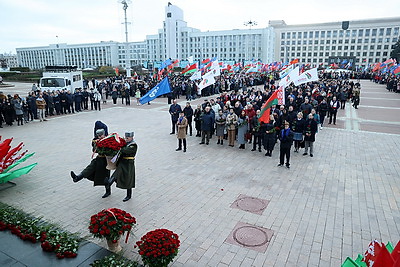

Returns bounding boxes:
[0,80,399,266]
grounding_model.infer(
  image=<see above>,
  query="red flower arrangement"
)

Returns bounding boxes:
[89,208,136,243]
[136,229,180,267]
[0,206,79,259]
[95,133,126,156]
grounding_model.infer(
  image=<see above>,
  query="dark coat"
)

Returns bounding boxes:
[115,142,138,189]
[278,128,294,149]
[200,111,215,132]
[264,120,278,151]
[81,139,110,186]
[304,119,318,142]
[169,104,182,122]
[291,118,306,133]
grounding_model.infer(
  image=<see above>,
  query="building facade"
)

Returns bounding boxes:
[15,4,400,70]
[0,53,18,69]
[272,17,400,68]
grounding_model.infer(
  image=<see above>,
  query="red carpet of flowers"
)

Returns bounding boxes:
[89,208,136,243]
[136,229,180,267]
[0,206,79,259]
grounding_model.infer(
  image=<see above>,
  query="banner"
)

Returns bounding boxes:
[190,71,202,81]
[293,67,318,86]
[139,77,171,104]
[197,71,215,91]
[279,66,299,88]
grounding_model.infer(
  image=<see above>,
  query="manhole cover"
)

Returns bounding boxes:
[230,194,269,215]
[235,197,267,213]
[225,222,274,253]
[233,226,270,247]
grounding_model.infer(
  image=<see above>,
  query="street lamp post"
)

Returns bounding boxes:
[120,0,132,77]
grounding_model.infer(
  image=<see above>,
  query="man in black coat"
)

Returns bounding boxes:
[183,102,194,136]
[169,99,182,134]
[199,106,215,145]
[82,88,89,110]
[303,114,318,157]
[278,121,294,169]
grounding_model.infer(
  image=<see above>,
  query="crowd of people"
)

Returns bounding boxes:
[169,71,362,168]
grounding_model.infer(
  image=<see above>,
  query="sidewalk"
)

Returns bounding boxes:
[0,80,399,266]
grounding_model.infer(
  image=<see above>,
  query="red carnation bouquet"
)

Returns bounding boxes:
[136,229,180,267]
[89,208,136,243]
[95,133,126,156]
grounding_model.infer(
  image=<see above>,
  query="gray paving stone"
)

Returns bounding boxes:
[0,80,399,266]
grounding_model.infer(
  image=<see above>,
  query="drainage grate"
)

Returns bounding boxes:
[230,194,269,215]
[225,222,274,253]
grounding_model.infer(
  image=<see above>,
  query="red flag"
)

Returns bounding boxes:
[258,90,279,123]
[374,246,394,267]
[393,65,400,76]
[182,63,197,74]
[392,241,400,262]
[364,240,383,266]
[290,58,299,65]
[201,58,211,64]
[372,63,381,72]
[115,67,119,76]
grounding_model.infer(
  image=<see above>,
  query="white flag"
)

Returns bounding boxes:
[279,66,299,88]
[187,56,194,64]
[189,71,202,81]
[209,60,221,77]
[197,71,215,91]
[279,64,294,79]
[293,67,318,86]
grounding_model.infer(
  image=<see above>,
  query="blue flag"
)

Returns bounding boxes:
[160,59,172,69]
[139,77,171,105]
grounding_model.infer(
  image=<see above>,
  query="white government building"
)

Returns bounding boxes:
[16,3,400,70]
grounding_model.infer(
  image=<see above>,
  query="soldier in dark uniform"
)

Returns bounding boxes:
[111,132,138,202]
[70,128,111,198]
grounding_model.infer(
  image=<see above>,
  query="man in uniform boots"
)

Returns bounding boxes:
[109,132,138,202]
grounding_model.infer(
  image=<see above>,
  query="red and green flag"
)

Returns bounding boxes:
[393,65,400,75]
[258,89,279,124]
[182,63,197,74]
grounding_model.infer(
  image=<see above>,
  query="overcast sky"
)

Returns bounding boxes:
[1,0,399,54]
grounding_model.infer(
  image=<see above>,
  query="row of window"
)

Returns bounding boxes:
[281,44,391,51]
[280,51,389,59]
[281,27,400,39]
[279,57,386,64]
[281,37,397,46]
